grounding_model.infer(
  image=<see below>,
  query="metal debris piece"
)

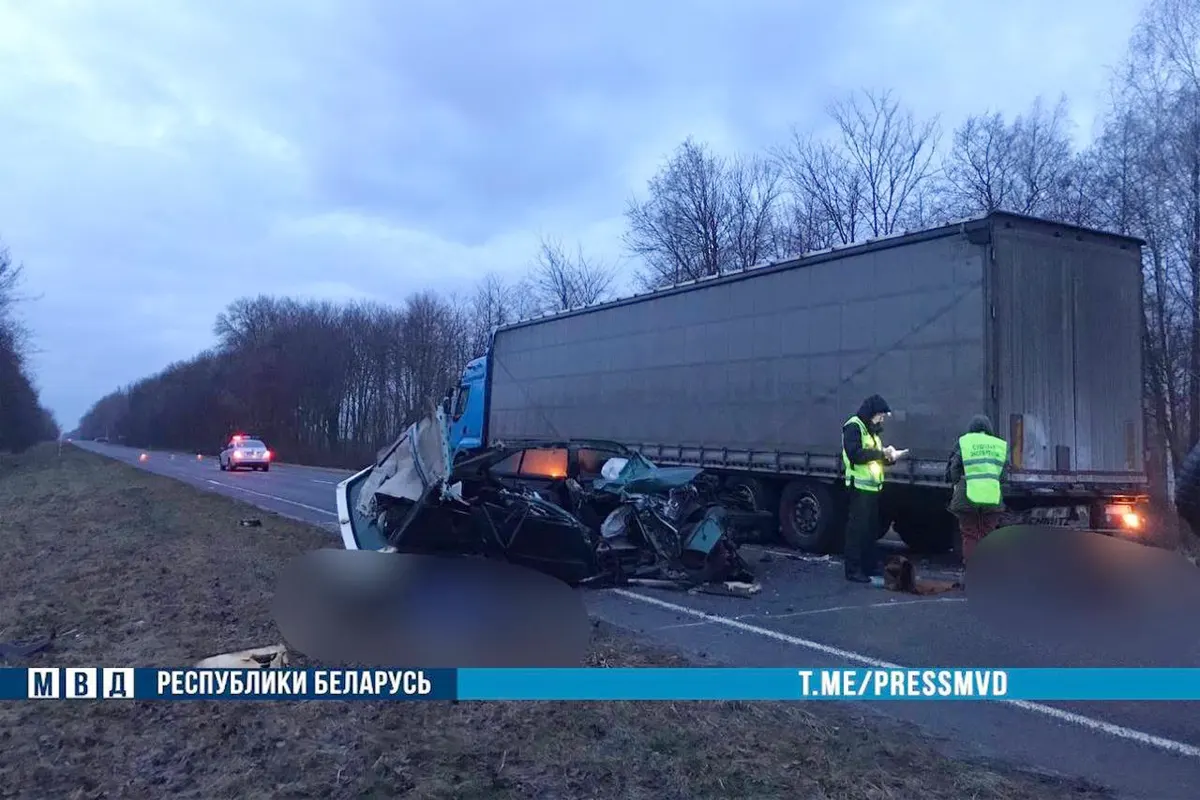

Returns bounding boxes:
[691,581,762,598]
[882,555,960,595]
[195,644,288,669]
[239,518,263,527]
[0,631,55,661]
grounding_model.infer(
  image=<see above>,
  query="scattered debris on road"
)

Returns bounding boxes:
[238,518,263,527]
[882,555,962,595]
[195,644,289,668]
[0,444,1113,800]
[0,630,55,662]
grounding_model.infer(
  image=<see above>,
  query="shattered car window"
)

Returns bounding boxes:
[578,448,623,476]
[491,451,523,474]
[519,448,568,478]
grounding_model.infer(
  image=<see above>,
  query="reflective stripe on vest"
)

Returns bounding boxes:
[842,415,883,492]
[959,432,1008,506]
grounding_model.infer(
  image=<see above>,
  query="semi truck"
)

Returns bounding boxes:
[445,211,1150,554]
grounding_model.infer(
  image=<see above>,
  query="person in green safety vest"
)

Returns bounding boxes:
[841,394,908,583]
[946,414,1009,567]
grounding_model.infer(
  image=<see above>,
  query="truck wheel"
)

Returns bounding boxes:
[894,508,957,554]
[779,479,844,553]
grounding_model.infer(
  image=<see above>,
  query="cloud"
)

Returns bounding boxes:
[0,0,1146,427]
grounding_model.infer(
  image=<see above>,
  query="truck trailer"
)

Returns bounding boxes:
[446,211,1150,554]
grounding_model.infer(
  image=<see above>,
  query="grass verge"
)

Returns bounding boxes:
[0,444,1110,799]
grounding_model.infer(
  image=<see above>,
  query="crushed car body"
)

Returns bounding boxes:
[335,408,763,593]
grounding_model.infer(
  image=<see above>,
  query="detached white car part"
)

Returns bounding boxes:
[337,407,458,552]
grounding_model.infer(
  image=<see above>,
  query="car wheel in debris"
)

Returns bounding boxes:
[262,464,270,472]
[724,476,777,514]
[779,479,843,553]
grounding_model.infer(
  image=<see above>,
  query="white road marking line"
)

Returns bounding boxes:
[656,597,966,630]
[205,480,335,516]
[104,445,1200,757]
[610,588,1200,759]
[311,479,337,485]
[753,597,967,621]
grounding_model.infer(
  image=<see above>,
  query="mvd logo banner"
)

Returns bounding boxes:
[6,667,1200,701]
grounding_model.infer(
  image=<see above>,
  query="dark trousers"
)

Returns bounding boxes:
[844,488,880,578]
[954,509,1003,565]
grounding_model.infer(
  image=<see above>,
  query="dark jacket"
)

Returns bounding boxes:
[947,414,1007,513]
[842,395,894,484]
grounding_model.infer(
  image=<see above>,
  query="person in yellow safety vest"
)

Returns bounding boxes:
[841,394,908,583]
[946,414,1008,570]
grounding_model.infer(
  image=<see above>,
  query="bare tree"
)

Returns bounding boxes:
[466,273,516,356]
[943,112,1019,214]
[726,154,785,268]
[0,239,58,451]
[778,90,940,245]
[531,235,615,312]
[1128,0,1200,458]
[1009,96,1077,216]
[830,89,942,236]
[776,133,861,247]
[625,138,786,287]
[624,137,733,286]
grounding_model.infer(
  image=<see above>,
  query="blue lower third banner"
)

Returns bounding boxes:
[6,668,1200,700]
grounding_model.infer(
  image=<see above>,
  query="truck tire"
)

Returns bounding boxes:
[779,479,844,553]
[894,508,957,554]
[1178,440,1200,538]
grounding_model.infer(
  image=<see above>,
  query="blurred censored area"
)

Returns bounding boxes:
[968,526,1200,660]
[273,550,591,667]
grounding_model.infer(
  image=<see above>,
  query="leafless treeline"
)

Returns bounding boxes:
[0,242,58,452]
[80,0,1200,483]
[77,251,616,465]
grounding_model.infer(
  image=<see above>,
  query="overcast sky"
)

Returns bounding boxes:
[0,0,1144,429]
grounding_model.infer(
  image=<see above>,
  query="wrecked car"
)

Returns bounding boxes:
[335,408,765,593]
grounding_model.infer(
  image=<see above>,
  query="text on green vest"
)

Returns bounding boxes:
[842,415,883,492]
[959,432,1007,505]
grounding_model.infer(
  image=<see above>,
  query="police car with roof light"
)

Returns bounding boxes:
[219,434,273,472]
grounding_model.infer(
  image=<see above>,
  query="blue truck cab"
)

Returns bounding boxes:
[446,355,488,457]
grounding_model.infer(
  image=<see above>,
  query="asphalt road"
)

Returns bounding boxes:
[75,440,1200,799]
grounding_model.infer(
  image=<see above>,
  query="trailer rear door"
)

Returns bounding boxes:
[991,218,1144,483]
